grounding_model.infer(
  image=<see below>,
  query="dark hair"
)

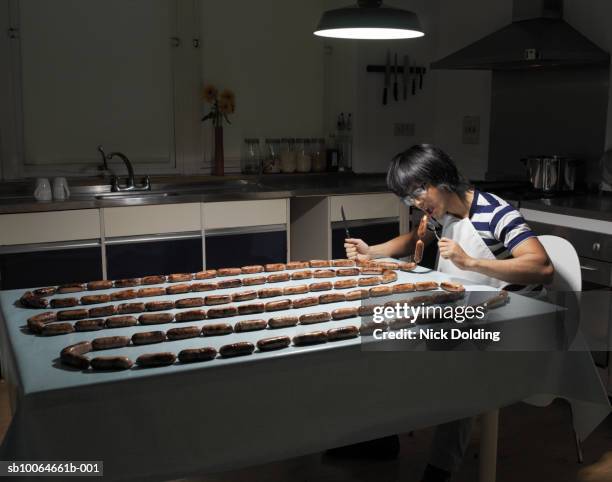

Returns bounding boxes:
[386,144,472,198]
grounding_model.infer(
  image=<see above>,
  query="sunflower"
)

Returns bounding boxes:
[219,89,235,104]
[202,84,218,103]
[218,98,234,114]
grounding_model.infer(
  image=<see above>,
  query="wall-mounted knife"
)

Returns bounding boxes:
[403,55,409,100]
[411,60,417,96]
[341,206,351,239]
[383,49,390,105]
[393,52,398,101]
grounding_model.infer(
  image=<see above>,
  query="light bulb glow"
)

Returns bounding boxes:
[314,27,424,40]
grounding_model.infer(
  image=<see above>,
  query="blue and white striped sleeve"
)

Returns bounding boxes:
[489,205,536,252]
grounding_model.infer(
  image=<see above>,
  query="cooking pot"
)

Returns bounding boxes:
[521,156,576,192]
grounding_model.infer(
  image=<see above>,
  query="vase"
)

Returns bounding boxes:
[213,126,224,176]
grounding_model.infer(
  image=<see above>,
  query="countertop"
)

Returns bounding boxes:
[521,193,612,222]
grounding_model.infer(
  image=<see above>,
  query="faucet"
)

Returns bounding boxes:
[97,145,150,192]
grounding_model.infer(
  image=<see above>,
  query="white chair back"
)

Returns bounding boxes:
[538,235,582,292]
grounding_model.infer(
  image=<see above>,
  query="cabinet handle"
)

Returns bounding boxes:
[580,265,599,272]
[170,37,181,47]
[592,242,601,253]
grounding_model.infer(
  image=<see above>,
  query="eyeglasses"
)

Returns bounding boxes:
[401,184,427,206]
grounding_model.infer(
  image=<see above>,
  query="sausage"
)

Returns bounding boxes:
[238,303,265,315]
[286,261,310,270]
[105,315,138,328]
[194,270,217,280]
[175,310,207,322]
[219,342,255,358]
[217,267,242,277]
[319,293,346,304]
[145,300,175,312]
[381,271,398,284]
[132,330,166,345]
[399,262,417,272]
[166,284,191,295]
[218,278,242,289]
[60,352,90,369]
[405,294,436,306]
[91,336,130,350]
[33,287,57,297]
[80,294,111,305]
[139,313,174,325]
[205,294,231,306]
[89,305,117,317]
[327,325,359,341]
[283,285,309,295]
[388,317,414,330]
[168,273,193,283]
[20,292,49,309]
[418,214,428,239]
[75,318,105,332]
[440,281,465,293]
[370,286,393,297]
[332,259,356,267]
[414,239,424,264]
[292,331,327,346]
[28,311,57,325]
[334,279,358,290]
[299,312,331,324]
[292,296,319,309]
[111,289,137,301]
[332,307,358,320]
[265,299,292,312]
[114,278,142,288]
[346,289,369,301]
[309,281,332,292]
[309,260,331,268]
[27,313,54,333]
[117,302,145,314]
[481,291,510,310]
[313,269,335,279]
[393,283,416,294]
[62,341,93,356]
[190,282,219,292]
[376,262,400,270]
[178,347,217,363]
[50,297,79,308]
[358,304,378,316]
[268,316,299,328]
[415,281,439,291]
[267,273,290,283]
[361,266,384,275]
[265,263,286,272]
[258,288,284,298]
[142,275,167,285]
[257,336,291,351]
[175,297,205,309]
[87,280,114,291]
[136,352,176,368]
[166,326,201,340]
[360,320,388,335]
[57,308,89,321]
[291,270,313,280]
[137,287,166,298]
[201,323,233,336]
[241,275,267,286]
[90,356,133,371]
[336,268,360,277]
[358,277,381,287]
[234,319,268,332]
[241,265,264,274]
[431,291,464,305]
[57,283,86,294]
[207,306,238,318]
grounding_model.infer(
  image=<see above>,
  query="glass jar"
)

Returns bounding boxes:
[241,138,261,174]
[311,138,326,172]
[262,138,281,173]
[280,138,296,173]
[296,138,312,173]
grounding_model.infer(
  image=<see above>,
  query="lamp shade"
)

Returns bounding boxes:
[314,2,424,40]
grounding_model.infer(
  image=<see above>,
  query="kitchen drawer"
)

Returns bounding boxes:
[330,194,398,222]
[102,203,201,238]
[203,200,287,230]
[579,257,612,287]
[0,210,100,245]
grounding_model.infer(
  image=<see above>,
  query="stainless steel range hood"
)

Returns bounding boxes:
[431,0,609,70]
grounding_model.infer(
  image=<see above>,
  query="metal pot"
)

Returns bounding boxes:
[521,156,576,192]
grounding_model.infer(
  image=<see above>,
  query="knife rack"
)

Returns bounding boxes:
[366,65,427,74]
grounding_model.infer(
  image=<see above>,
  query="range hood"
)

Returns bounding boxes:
[431,0,609,70]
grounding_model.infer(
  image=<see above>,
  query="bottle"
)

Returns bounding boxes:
[296,138,312,173]
[263,138,281,173]
[326,134,339,172]
[280,138,296,173]
[241,138,261,174]
[311,138,326,172]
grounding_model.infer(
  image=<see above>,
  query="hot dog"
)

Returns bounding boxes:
[238,303,265,315]
[376,262,400,270]
[393,283,416,294]
[174,297,205,309]
[332,259,356,267]
[267,273,290,283]
[370,285,393,297]
[292,331,327,346]
[174,310,207,322]
[440,281,465,293]
[117,302,145,315]
[414,239,424,264]
[234,319,268,332]
[137,287,166,298]
[241,265,264,274]
[218,278,242,289]
[89,305,117,317]
[92,336,130,350]
[283,285,309,295]
[291,270,313,280]
[399,262,417,272]
[80,294,111,305]
[336,268,360,277]
[309,260,331,268]
[74,319,105,332]
[219,342,255,358]
[327,325,359,341]
[331,307,358,320]
[178,347,217,363]
[166,326,203,340]
[268,316,299,328]
[265,263,286,272]
[111,289,137,301]
[299,312,331,324]
[361,266,384,275]
[168,273,193,283]
[415,280,439,291]
[51,297,79,308]
[358,277,382,287]
[265,299,292,312]
[114,278,142,288]
[292,296,319,308]
[418,214,428,239]
[132,330,166,345]
[136,352,176,368]
[381,271,398,284]
[142,275,167,285]
[57,308,89,321]
[333,279,358,290]
[346,289,369,301]
[138,313,174,325]
[258,288,283,298]
[166,284,191,295]
[217,267,242,277]
[205,294,231,305]
[319,293,346,304]
[207,306,238,318]
[105,315,138,328]
[87,280,114,291]
[242,276,267,286]
[57,283,86,294]
[286,261,310,270]
[190,282,218,292]
[313,269,335,279]
[194,270,217,280]
[309,281,332,292]
[257,336,291,351]
[90,356,133,371]
[201,323,233,336]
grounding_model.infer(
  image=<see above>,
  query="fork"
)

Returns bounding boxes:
[427,218,442,240]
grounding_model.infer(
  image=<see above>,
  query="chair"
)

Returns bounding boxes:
[538,235,584,463]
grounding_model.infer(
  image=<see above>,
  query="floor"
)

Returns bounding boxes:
[0,380,609,482]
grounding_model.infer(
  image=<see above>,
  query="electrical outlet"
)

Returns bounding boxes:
[394,123,415,137]
[462,116,480,144]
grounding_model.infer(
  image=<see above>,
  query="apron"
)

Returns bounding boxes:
[435,214,508,289]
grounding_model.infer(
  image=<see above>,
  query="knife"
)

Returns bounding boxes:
[411,60,417,95]
[341,206,351,239]
[383,49,390,105]
[393,52,398,101]
[403,55,409,100]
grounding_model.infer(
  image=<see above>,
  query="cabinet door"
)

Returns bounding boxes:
[0,247,103,290]
[106,237,203,279]
[331,221,399,260]
[205,230,287,269]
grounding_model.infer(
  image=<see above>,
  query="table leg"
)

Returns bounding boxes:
[479,409,499,482]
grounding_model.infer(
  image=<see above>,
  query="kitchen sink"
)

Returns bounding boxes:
[94,191,179,200]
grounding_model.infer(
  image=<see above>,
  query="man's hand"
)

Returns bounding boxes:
[437,237,474,270]
[344,238,371,261]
